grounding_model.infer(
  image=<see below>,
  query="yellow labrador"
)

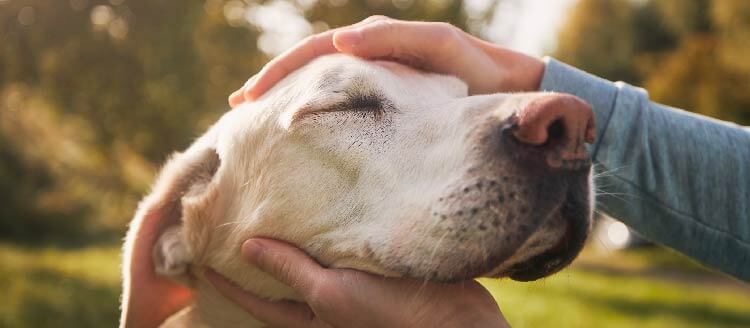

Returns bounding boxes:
[121,54,595,327]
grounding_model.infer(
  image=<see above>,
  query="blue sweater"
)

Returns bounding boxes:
[540,58,750,281]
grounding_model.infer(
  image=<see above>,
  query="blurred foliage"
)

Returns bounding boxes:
[3,0,748,246]
[0,0,487,245]
[0,243,121,327]
[555,0,750,125]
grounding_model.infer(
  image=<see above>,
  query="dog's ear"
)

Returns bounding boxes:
[120,147,221,328]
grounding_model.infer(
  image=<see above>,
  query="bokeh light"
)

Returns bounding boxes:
[18,6,36,26]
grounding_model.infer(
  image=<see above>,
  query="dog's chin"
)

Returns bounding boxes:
[326,184,591,284]
[491,199,591,281]
[403,194,589,283]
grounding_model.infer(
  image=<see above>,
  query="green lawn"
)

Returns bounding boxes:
[482,248,750,328]
[0,244,121,328]
[1,243,748,328]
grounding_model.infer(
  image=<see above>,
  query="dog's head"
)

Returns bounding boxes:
[123,54,595,317]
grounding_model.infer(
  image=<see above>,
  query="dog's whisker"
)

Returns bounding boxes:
[239,179,252,189]
[595,190,631,203]
[426,230,451,273]
[215,220,245,229]
[592,162,628,176]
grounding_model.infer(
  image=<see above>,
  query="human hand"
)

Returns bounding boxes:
[120,209,195,328]
[205,238,510,328]
[228,16,545,107]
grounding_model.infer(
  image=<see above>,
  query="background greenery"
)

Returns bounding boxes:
[0,0,748,327]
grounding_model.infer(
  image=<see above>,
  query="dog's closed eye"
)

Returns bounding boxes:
[343,93,383,112]
[292,91,393,122]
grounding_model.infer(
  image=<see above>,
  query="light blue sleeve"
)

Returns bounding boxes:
[540,57,750,281]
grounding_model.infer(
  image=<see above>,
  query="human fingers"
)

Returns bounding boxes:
[241,239,330,296]
[121,279,193,328]
[204,268,321,328]
[228,75,256,108]
[121,205,195,328]
[332,19,462,70]
[239,16,390,103]
[243,32,337,101]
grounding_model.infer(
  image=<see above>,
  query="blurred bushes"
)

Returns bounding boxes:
[0,244,121,326]
[0,0,484,245]
[556,0,750,125]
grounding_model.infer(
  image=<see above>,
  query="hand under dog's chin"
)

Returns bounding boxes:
[327,257,404,278]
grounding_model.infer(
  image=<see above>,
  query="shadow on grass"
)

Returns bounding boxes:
[575,263,750,292]
[574,289,750,327]
[2,267,120,328]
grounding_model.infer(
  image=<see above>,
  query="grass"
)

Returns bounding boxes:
[0,244,121,328]
[482,247,750,328]
[1,243,748,328]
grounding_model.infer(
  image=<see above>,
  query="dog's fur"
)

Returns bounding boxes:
[121,54,594,327]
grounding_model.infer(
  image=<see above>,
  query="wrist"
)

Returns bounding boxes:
[480,41,545,92]
[515,52,545,91]
[498,49,545,92]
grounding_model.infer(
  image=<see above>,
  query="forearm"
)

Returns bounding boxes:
[540,58,750,281]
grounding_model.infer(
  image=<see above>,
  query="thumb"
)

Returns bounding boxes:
[242,238,327,295]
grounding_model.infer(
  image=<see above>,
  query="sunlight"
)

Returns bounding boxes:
[485,0,578,56]
[245,0,313,56]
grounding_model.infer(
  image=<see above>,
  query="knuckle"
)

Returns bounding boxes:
[366,19,390,31]
[433,22,459,41]
[434,21,456,32]
[276,257,299,283]
[364,15,391,23]
[365,20,399,54]
[242,86,254,98]
[265,60,289,78]
[300,35,317,47]
[430,22,462,53]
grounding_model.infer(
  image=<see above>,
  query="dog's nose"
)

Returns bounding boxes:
[510,94,595,169]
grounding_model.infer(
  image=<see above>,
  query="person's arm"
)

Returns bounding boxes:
[540,58,750,281]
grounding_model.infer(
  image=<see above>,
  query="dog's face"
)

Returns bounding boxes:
[125,54,594,307]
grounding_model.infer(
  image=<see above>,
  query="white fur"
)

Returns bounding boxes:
[121,54,593,327]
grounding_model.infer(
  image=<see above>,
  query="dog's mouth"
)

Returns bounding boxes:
[499,190,591,281]
[409,173,592,283]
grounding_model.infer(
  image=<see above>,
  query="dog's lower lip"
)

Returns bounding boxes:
[504,192,589,281]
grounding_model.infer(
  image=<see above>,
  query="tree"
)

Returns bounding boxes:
[0,0,495,244]
[555,0,750,125]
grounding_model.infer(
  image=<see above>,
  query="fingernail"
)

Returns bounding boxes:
[335,29,363,47]
[241,239,266,262]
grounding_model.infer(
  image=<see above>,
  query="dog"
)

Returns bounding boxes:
[120,54,595,327]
